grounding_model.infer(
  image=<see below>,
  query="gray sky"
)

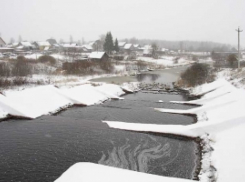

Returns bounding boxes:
[0,0,244,46]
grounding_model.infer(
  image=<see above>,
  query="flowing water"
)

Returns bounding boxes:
[90,66,188,85]
[0,66,201,182]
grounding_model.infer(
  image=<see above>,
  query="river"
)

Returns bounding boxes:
[0,66,201,182]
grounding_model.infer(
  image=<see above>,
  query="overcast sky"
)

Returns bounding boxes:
[0,0,244,46]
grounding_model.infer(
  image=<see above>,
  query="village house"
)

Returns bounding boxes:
[33,41,51,50]
[0,37,14,53]
[0,37,6,47]
[118,42,127,52]
[89,52,109,61]
[81,45,93,52]
[89,40,103,51]
[15,41,34,52]
[123,43,136,55]
[46,38,57,45]
[133,44,141,51]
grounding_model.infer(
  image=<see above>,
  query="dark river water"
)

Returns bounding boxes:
[90,66,188,85]
[0,92,200,182]
[0,66,201,182]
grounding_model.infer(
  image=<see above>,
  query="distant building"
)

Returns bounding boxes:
[89,40,103,51]
[133,44,141,51]
[89,52,109,61]
[33,41,51,50]
[118,42,127,52]
[81,45,93,52]
[0,37,6,47]
[46,39,57,45]
[16,41,34,51]
[123,44,135,54]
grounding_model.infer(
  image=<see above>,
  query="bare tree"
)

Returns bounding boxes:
[151,43,158,59]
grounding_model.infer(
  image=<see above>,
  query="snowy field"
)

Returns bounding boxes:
[136,56,195,67]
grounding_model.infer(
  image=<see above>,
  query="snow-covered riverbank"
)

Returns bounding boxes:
[102,73,245,182]
[0,82,139,120]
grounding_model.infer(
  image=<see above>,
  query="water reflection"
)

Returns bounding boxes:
[136,73,160,82]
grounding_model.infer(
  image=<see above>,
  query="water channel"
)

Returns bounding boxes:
[0,66,201,182]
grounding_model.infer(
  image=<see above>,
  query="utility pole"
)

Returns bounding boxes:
[236,27,243,69]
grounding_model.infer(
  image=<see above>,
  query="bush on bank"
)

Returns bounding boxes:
[179,63,215,87]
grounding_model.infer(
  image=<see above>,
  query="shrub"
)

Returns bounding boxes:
[62,60,114,75]
[98,60,114,73]
[17,56,26,61]
[38,55,56,65]
[12,60,32,76]
[0,63,11,77]
[180,63,214,87]
[62,61,95,75]
[136,61,148,71]
[192,55,198,61]
[227,54,237,68]
[0,77,29,88]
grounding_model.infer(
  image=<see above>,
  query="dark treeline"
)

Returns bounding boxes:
[121,37,235,52]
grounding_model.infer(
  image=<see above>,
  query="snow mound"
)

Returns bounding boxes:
[5,85,74,118]
[95,84,125,98]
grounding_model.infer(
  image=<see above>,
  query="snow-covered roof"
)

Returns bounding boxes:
[89,52,106,59]
[16,46,24,49]
[88,41,95,46]
[53,44,61,47]
[119,42,126,47]
[36,41,51,47]
[133,44,140,48]
[82,45,93,50]
[161,48,169,52]
[124,44,133,49]
[44,47,50,51]
[20,41,33,47]
[143,45,152,49]
[12,42,19,47]
[0,37,6,45]
[61,43,78,48]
